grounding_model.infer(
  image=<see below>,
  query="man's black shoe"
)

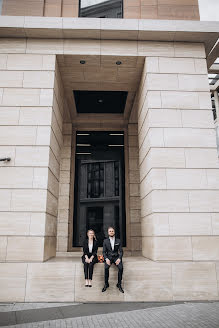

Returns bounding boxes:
[102,284,109,292]
[116,283,124,293]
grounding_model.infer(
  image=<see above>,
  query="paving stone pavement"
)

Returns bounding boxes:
[0,304,79,312]
[1,302,219,328]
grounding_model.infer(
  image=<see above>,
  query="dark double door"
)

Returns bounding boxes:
[73,131,126,247]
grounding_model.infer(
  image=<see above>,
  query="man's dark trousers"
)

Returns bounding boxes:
[105,256,123,285]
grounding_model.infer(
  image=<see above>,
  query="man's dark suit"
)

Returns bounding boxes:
[103,237,123,285]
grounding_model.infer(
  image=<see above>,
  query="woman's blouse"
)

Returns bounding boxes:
[88,241,93,253]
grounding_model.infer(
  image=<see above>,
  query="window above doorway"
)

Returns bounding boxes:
[73,90,128,114]
[79,0,123,18]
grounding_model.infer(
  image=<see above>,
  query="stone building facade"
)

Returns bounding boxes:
[0,0,219,302]
[1,0,200,20]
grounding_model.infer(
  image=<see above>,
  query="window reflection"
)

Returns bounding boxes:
[87,162,104,198]
[86,161,120,198]
[79,0,123,18]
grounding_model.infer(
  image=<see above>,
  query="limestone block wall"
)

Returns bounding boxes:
[1,37,218,263]
[128,123,142,255]
[123,0,200,20]
[137,43,219,261]
[0,46,64,261]
[1,0,79,17]
[1,0,199,20]
[2,0,45,16]
[44,0,79,17]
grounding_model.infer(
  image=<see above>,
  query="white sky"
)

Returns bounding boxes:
[198,0,219,21]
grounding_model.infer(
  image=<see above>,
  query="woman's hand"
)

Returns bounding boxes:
[85,256,89,263]
[106,258,111,266]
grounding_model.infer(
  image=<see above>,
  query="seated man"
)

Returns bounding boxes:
[102,226,124,293]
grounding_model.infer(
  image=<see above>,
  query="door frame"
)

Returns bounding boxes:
[68,124,131,253]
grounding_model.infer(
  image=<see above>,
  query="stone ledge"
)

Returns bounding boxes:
[0,16,218,56]
[0,258,218,302]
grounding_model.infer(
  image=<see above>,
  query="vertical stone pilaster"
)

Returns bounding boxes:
[128,123,141,255]
[56,123,72,252]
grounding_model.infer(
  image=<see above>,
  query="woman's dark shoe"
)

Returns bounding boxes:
[85,284,89,287]
[89,285,92,287]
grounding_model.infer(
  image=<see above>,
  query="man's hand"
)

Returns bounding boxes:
[115,258,121,266]
[106,258,111,266]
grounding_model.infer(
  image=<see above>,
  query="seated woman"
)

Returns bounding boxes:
[81,229,98,287]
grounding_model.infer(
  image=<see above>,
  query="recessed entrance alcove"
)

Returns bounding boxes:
[56,53,144,256]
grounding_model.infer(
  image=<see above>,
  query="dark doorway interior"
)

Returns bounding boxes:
[73,90,128,114]
[73,131,126,247]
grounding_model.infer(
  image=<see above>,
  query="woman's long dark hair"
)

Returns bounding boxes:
[87,229,97,241]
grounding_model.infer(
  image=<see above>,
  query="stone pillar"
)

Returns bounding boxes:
[56,123,72,252]
[138,43,219,261]
[0,53,63,262]
[128,123,141,255]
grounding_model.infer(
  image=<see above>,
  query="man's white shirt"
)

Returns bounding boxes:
[109,236,115,251]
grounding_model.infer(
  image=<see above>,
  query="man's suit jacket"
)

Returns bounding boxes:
[81,239,98,263]
[103,237,123,261]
